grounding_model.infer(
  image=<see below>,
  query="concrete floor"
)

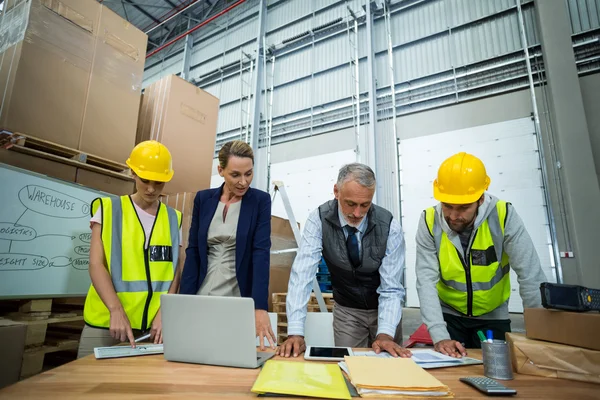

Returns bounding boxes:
[400,307,525,342]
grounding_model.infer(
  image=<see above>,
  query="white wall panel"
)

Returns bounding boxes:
[399,117,555,312]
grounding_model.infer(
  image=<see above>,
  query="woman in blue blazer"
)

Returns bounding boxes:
[180,140,275,349]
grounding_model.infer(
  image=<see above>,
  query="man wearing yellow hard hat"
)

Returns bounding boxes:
[415,152,547,358]
[77,141,183,358]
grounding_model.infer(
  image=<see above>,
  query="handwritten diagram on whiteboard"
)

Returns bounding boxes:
[0,163,107,298]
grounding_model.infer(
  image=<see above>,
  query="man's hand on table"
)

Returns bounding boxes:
[372,334,412,358]
[275,335,306,358]
[434,339,467,358]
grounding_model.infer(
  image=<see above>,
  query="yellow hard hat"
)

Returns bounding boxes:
[126,140,174,182]
[433,152,490,204]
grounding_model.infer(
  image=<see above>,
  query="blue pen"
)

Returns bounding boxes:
[486,330,493,343]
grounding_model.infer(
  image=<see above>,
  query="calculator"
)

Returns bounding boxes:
[459,377,517,396]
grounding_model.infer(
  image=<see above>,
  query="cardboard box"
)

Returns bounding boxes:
[268,216,298,311]
[137,75,219,194]
[75,168,134,195]
[506,332,600,385]
[0,0,100,148]
[0,150,77,182]
[79,5,147,163]
[524,308,600,351]
[0,320,26,389]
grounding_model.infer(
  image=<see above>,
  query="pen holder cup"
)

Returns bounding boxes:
[482,340,514,380]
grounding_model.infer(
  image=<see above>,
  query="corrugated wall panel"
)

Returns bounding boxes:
[523,4,540,45]
[142,53,184,88]
[392,0,447,46]
[395,35,451,82]
[567,0,600,33]
[227,18,259,49]
[267,19,312,45]
[313,33,350,72]
[203,82,221,99]
[375,52,391,89]
[218,102,242,132]
[358,59,368,93]
[451,0,514,26]
[267,0,311,31]
[373,17,387,54]
[452,12,522,67]
[274,47,311,85]
[272,80,311,117]
[219,73,247,105]
[313,67,353,105]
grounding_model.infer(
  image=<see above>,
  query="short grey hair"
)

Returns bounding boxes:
[337,163,376,188]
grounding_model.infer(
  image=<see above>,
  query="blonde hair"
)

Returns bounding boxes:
[218,140,254,169]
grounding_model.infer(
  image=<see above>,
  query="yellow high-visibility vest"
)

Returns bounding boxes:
[83,196,182,331]
[424,201,511,316]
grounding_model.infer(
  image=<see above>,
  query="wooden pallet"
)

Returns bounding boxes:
[271,292,334,342]
[0,298,85,379]
[0,130,132,180]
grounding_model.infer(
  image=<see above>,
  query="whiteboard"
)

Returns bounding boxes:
[399,117,555,312]
[0,163,108,299]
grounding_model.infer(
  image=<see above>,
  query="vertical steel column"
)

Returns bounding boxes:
[365,0,379,203]
[250,0,267,189]
[181,17,194,80]
[516,0,563,283]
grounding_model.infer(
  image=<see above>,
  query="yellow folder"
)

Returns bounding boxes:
[344,356,453,397]
[251,359,352,400]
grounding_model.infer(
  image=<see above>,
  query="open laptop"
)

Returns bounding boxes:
[160,294,275,369]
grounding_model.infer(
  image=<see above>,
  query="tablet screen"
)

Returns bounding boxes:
[309,347,350,358]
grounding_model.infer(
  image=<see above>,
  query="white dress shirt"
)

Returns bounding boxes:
[286,204,406,338]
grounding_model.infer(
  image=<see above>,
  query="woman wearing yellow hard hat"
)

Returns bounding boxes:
[77,140,183,358]
[179,140,275,351]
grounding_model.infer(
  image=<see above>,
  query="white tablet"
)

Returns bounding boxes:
[303,346,354,361]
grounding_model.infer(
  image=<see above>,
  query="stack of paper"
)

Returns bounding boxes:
[251,359,352,399]
[352,349,483,369]
[343,356,454,397]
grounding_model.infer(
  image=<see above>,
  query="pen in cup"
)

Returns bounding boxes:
[486,330,493,343]
[477,330,487,343]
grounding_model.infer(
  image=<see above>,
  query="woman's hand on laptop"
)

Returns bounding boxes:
[255,309,276,351]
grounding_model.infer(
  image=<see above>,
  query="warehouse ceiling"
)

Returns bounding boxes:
[99,0,232,57]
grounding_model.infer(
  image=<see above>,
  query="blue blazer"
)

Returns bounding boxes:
[179,184,271,310]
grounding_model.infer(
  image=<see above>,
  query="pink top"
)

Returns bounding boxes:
[91,200,182,248]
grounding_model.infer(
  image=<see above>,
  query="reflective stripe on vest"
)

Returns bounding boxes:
[107,196,180,292]
[84,196,181,330]
[424,200,511,316]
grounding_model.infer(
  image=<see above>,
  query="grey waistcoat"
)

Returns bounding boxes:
[318,199,392,310]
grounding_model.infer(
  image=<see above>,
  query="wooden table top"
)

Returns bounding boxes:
[1,348,598,399]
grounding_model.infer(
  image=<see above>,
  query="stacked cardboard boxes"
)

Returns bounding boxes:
[0,0,147,163]
[507,308,600,385]
[137,75,220,194]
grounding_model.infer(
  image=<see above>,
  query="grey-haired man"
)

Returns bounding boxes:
[276,163,411,358]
